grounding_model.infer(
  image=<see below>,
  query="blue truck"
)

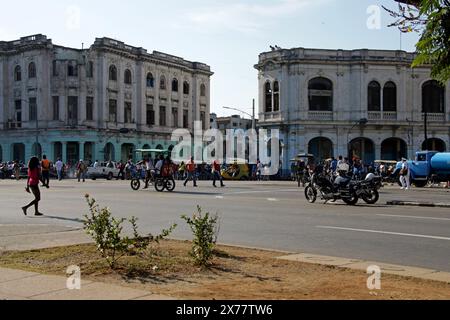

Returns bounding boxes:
[396,151,450,187]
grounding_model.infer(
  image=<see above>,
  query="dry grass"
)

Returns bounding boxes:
[1,240,449,300]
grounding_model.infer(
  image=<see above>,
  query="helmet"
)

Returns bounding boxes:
[365,173,375,181]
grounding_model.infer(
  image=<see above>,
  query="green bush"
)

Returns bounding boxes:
[83,195,176,269]
[181,206,220,267]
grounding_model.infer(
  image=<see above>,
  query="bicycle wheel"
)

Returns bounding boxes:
[154,178,165,192]
[130,179,140,191]
[165,178,176,192]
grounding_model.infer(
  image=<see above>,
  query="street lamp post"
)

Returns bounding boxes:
[223,101,256,130]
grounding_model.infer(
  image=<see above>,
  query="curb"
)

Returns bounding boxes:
[277,253,450,284]
[387,200,450,208]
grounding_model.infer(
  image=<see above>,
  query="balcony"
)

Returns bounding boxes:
[260,111,281,122]
[368,111,397,121]
[308,111,333,121]
[422,113,445,122]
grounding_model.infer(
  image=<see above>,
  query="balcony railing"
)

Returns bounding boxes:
[308,111,333,121]
[422,113,445,122]
[260,111,281,121]
[368,111,397,121]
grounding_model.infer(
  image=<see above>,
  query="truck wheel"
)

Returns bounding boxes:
[413,180,428,188]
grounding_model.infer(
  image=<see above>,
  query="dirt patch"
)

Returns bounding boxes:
[0,240,449,300]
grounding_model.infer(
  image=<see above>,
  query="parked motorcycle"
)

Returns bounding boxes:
[304,171,380,205]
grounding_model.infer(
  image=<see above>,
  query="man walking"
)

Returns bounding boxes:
[77,160,87,182]
[184,157,197,187]
[55,158,63,181]
[399,158,411,190]
[212,159,225,188]
[40,155,50,188]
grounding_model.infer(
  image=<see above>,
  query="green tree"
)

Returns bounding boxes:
[384,0,450,84]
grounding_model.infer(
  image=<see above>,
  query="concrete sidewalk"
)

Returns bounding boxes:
[0,267,174,300]
[277,253,450,284]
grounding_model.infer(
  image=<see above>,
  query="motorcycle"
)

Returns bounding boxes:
[304,171,359,205]
[305,171,380,205]
[354,174,380,204]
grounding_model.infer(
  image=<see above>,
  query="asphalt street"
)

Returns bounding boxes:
[0,179,449,272]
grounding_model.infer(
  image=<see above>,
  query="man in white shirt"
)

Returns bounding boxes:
[399,158,411,190]
[93,160,99,168]
[337,157,350,174]
[55,158,63,181]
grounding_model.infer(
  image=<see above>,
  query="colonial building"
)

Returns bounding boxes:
[209,113,254,134]
[255,47,450,172]
[0,34,212,164]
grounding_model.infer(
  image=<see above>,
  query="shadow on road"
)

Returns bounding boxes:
[31,215,85,224]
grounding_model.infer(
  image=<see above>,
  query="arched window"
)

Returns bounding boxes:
[183,81,190,95]
[109,65,117,81]
[146,73,154,87]
[200,84,206,97]
[28,62,36,79]
[172,78,178,92]
[383,81,397,112]
[273,81,280,112]
[368,81,381,111]
[14,66,21,81]
[124,69,132,84]
[160,75,166,90]
[422,80,445,113]
[308,77,333,111]
[265,82,273,113]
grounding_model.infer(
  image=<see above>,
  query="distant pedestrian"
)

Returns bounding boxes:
[13,160,20,180]
[184,157,197,187]
[55,158,63,181]
[22,156,43,216]
[212,159,225,188]
[77,160,87,182]
[399,158,411,190]
[40,155,50,188]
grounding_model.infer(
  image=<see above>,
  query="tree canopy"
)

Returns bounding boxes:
[384,0,450,84]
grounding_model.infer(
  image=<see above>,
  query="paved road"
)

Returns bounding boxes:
[0,179,449,272]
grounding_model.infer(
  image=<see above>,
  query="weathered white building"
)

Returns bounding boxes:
[255,47,450,172]
[0,34,212,164]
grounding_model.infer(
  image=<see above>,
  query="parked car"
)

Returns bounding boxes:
[87,161,119,180]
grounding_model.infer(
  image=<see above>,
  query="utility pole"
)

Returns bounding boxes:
[252,99,256,131]
[424,112,428,150]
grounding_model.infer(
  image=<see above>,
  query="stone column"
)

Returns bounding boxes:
[62,142,68,164]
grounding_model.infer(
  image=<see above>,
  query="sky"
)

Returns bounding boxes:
[0,0,420,118]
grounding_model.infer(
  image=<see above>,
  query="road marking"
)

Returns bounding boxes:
[377,214,450,221]
[267,198,278,202]
[224,189,298,196]
[316,226,450,241]
[215,196,224,199]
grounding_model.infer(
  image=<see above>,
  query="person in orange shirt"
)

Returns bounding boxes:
[183,157,198,187]
[40,155,51,189]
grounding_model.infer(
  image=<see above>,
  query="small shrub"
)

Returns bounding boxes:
[181,206,220,267]
[83,195,176,269]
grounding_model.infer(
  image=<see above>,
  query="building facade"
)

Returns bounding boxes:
[0,34,212,164]
[210,113,254,133]
[255,47,450,172]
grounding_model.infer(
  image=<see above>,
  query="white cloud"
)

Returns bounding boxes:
[174,0,330,35]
